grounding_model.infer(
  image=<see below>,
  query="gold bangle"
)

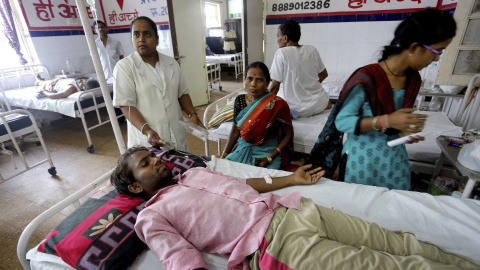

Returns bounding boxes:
[141,123,149,134]
[276,147,281,154]
[187,112,198,118]
[266,156,272,164]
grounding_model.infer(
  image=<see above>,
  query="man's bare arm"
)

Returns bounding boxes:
[318,68,328,83]
[268,80,281,95]
[246,165,324,193]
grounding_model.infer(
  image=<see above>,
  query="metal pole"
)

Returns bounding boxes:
[74,0,126,154]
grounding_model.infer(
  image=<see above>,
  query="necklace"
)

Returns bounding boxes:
[246,94,254,103]
[384,61,405,77]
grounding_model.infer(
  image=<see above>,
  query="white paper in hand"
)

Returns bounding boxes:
[387,131,432,147]
[181,121,208,141]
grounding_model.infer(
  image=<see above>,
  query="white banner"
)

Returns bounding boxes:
[19,0,95,30]
[99,0,169,28]
[266,0,441,16]
[19,0,169,31]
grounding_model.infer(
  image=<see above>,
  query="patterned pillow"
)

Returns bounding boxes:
[37,149,209,270]
[208,104,234,128]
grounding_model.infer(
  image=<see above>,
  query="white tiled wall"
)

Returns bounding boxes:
[31,29,173,76]
[266,21,401,77]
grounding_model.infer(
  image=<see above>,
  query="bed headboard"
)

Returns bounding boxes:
[0,64,51,92]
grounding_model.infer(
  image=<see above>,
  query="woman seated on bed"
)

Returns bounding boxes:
[110,146,479,270]
[35,75,100,99]
[221,61,293,169]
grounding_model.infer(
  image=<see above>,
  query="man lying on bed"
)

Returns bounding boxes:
[34,74,100,99]
[110,146,479,270]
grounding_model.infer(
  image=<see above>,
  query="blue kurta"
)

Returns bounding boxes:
[335,85,410,190]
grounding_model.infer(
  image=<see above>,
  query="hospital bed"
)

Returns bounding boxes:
[0,109,56,181]
[206,59,222,91]
[204,75,479,175]
[17,155,480,269]
[0,64,123,154]
[206,53,243,81]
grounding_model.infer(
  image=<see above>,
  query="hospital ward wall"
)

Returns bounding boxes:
[19,0,174,78]
[264,1,457,79]
[29,28,172,77]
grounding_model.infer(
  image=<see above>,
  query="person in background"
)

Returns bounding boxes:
[35,74,99,99]
[222,62,293,170]
[222,22,237,54]
[113,16,204,151]
[93,20,125,83]
[110,146,479,270]
[205,44,218,56]
[268,19,332,119]
[305,9,457,190]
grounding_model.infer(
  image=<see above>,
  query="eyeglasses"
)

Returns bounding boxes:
[422,44,442,56]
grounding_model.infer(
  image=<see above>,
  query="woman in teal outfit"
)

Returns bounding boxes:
[305,9,457,190]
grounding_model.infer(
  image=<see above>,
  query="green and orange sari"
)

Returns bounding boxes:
[225,92,293,169]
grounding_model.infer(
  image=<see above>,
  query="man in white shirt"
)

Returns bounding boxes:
[269,20,331,118]
[221,22,237,54]
[93,20,125,83]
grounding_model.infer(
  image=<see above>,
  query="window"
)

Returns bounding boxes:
[0,0,36,69]
[437,0,480,86]
[205,2,221,28]
[228,0,242,19]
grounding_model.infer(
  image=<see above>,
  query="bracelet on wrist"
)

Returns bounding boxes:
[141,123,149,135]
[266,156,273,164]
[371,116,380,131]
[187,112,198,118]
[276,147,282,154]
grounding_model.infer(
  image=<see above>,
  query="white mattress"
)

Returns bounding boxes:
[322,73,349,98]
[406,111,464,163]
[0,78,112,118]
[210,109,462,163]
[206,54,238,64]
[209,110,331,153]
[26,157,480,269]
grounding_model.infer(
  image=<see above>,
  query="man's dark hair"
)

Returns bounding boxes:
[93,20,106,29]
[85,79,100,90]
[279,20,301,43]
[111,146,149,197]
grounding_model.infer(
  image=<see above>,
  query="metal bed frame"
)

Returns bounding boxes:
[232,52,244,82]
[206,52,244,82]
[206,59,222,91]
[0,109,56,182]
[0,64,123,153]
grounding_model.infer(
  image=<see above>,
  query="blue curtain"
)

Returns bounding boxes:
[0,0,28,65]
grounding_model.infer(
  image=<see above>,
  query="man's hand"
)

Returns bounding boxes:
[292,164,324,185]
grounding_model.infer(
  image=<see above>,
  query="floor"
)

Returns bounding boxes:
[0,71,242,269]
